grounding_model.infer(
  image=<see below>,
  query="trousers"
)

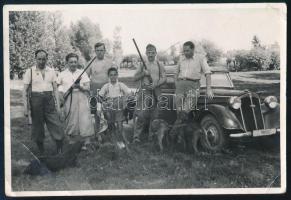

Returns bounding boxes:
[133,88,159,140]
[175,79,200,112]
[30,92,64,143]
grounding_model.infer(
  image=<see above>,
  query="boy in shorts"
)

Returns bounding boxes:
[99,67,131,150]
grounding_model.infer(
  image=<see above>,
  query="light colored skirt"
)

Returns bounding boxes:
[64,90,94,137]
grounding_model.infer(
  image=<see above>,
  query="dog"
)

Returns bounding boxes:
[169,111,204,154]
[183,121,204,153]
[149,119,170,152]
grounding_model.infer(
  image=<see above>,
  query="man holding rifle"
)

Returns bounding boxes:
[23,50,64,155]
[57,53,94,149]
[132,43,167,144]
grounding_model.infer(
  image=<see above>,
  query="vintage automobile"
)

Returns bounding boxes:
[155,65,280,151]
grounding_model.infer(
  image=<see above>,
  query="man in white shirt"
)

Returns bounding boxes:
[23,50,64,154]
[57,53,94,149]
[175,41,213,112]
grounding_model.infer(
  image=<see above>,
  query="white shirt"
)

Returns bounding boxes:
[23,66,57,92]
[176,54,211,80]
[57,68,90,93]
[99,81,130,98]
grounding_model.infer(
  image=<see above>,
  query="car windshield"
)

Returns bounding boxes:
[200,72,233,88]
[164,65,233,88]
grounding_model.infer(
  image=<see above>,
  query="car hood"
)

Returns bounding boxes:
[199,88,247,97]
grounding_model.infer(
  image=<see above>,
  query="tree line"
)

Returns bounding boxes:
[9,11,280,80]
[226,35,280,71]
[9,11,123,79]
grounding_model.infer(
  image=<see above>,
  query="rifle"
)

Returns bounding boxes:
[132,38,153,84]
[61,56,97,107]
[132,38,161,101]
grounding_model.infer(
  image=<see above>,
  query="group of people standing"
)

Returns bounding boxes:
[22,41,213,155]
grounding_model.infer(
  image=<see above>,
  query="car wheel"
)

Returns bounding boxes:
[200,114,225,152]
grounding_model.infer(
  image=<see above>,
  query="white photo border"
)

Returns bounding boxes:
[3,3,287,197]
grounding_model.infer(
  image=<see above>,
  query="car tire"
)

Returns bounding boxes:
[200,114,225,152]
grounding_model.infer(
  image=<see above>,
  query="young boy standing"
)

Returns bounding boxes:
[99,67,131,150]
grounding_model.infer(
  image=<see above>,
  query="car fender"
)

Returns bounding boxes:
[198,104,244,130]
[261,103,280,129]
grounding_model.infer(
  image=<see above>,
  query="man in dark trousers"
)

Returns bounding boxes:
[132,44,166,143]
[23,49,64,155]
[173,41,213,127]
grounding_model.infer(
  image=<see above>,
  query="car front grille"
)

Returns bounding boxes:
[240,93,265,131]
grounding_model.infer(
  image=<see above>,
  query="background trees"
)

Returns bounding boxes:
[9,11,280,79]
[226,36,280,71]
[9,11,47,78]
[69,17,103,62]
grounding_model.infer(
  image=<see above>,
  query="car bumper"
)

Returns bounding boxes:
[229,128,280,138]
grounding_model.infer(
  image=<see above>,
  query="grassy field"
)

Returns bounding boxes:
[9,71,281,191]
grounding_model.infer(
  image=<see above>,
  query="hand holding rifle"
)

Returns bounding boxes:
[61,56,97,107]
[132,38,153,84]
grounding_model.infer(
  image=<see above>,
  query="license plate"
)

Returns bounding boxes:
[252,129,276,137]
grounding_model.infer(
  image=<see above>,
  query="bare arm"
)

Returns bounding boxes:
[175,63,180,81]
[85,65,92,81]
[156,64,167,87]
[80,82,90,92]
[205,74,213,99]
[201,56,213,99]
[133,64,146,81]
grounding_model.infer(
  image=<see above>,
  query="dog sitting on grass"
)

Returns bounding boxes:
[169,112,204,154]
[149,119,170,152]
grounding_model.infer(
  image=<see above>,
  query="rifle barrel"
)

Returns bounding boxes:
[63,56,97,102]
[132,38,153,84]
[132,39,147,70]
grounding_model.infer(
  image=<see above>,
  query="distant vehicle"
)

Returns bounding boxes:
[153,65,280,151]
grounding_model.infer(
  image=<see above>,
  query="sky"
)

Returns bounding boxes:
[60,4,285,55]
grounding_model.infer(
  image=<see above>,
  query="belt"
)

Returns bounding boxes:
[31,91,53,95]
[178,77,200,82]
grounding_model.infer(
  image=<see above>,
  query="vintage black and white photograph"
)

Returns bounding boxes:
[4,3,286,196]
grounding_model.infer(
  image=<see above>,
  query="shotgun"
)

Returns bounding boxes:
[132,38,153,84]
[61,56,97,107]
[132,38,161,100]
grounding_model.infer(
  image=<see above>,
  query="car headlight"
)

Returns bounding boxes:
[229,96,241,109]
[264,96,278,109]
